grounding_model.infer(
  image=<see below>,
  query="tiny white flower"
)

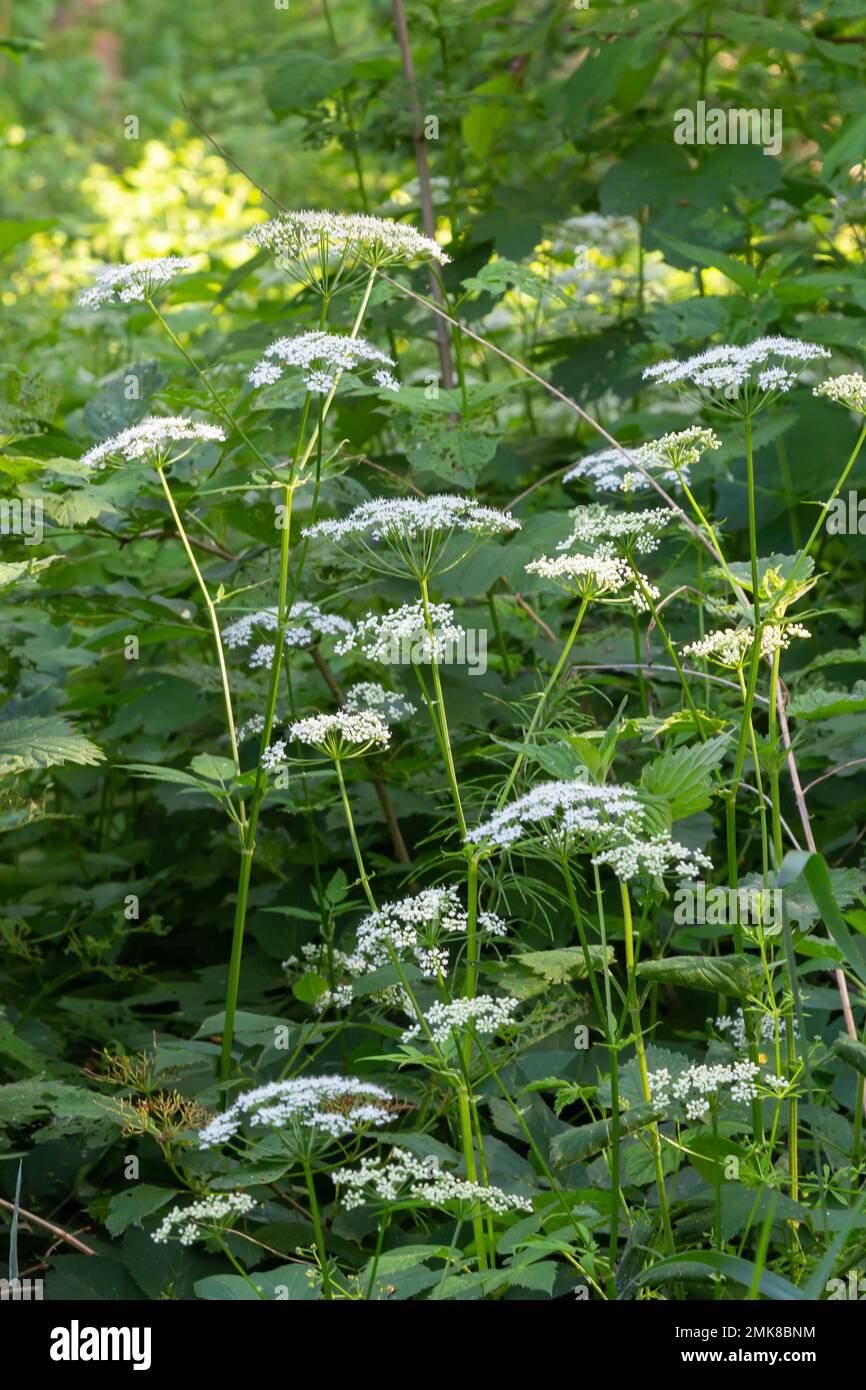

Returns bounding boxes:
[79,256,193,309]
[152,1191,256,1247]
[643,336,831,416]
[81,416,225,470]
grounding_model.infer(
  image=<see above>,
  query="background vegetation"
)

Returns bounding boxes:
[3,0,866,1302]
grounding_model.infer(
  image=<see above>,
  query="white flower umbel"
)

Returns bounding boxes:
[303,494,519,580]
[592,831,713,882]
[716,1008,796,1052]
[333,1148,532,1214]
[557,504,677,557]
[335,600,464,666]
[647,1059,783,1122]
[352,885,506,978]
[634,426,722,486]
[402,993,519,1045]
[343,682,417,722]
[643,336,831,417]
[466,779,645,853]
[682,622,810,670]
[81,416,225,470]
[526,549,658,609]
[284,710,391,759]
[814,373,866,416]
[248,332,399,396]
[223,601,353,668]
[563,447,653,495]
[79,256,193,309]
[197,1074,396,1149]
[151,1191,256,1246]
[247,210,449,286]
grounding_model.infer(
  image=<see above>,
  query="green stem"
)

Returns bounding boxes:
[456,1084,489,1271]
[155,464,243,791]
[147,300,277,480]
[419,574,466,837]
[335,758,377,912]
[621,880,675,1254]
[498,597,589,808]
[302,1154,332,1299]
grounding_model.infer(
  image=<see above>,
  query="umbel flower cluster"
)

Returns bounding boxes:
[197,1075,396,1148]
[682,622,811,670]
[303,494,519,579]
[223,601,353,669]
[247,209,450,268]
[526,549,659,609]
[636,426,722,476]
[562,446,679,495]
[557,503,677,557]
[332,1148,533,1214]
[814,372,866,416]
[717,1008,796,1050]
[592,832,713,882]
[249,331,400,395]
[352,886,507,977]
[152,1191,256,1246]
[81,416,225,469]
[79,256,193,309]
[403,993,519,1045]
[563,426,722,494]
[643,335,831,414]
[343,681,416,722]
[466,779,645,852]
[646,1059,785,1122]
[335,600,465,665]
[263,710,391,768]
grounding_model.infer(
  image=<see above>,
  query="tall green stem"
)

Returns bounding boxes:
[218,272,377,1083]
[419,574,466,837]
[620,881,675,1254]
[155,464,244,789]
[497,596,589,808]
[302,1153,333,1299]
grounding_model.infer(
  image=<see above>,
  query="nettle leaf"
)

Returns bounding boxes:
[636,954,758,995]
[640,734,728,819]
[0,715,104,774]
[406,421,497,487]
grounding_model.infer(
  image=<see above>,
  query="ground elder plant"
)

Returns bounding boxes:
[4,0,866,1319]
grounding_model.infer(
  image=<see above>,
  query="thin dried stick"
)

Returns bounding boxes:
[0,1197,96,1256]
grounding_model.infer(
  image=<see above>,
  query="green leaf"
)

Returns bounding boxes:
[637,1250,803,1301]
[833,1034,866,1079]
[653,232,759,293]
[778,851,866,983]
[262,51,353,116]
[636,954,757,995]
[189,753,238,783]
[0,715,104,775]
[104,1186,178,1237]
[517,946,614,983]
[552,1103,667,1165]
[822,111,866,183]
[195,1264,318,1300]
[640,734,728,819]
